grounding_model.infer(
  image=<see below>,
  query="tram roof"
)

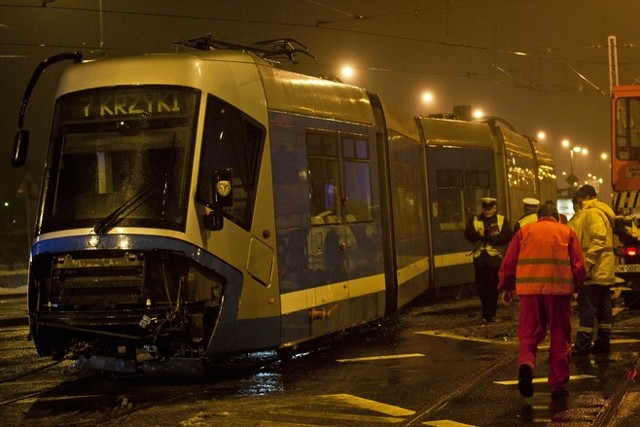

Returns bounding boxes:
[533,142,555,168]
[257,65,374,126]
[59,49,376,126]
[417,117,495,148]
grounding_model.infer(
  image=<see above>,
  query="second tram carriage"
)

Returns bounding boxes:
[13,42,556,373]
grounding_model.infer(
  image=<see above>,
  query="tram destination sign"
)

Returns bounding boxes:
[62,87,195,121]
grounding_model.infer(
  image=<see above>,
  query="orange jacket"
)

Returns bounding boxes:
[498,218,586,296]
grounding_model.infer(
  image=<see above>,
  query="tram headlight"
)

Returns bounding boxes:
[88,234,100,247]
[117,235,131,249]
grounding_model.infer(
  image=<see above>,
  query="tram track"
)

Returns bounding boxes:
[0,358,67,384]
[0,366,195,427]
[0,351,285,426]
[1,298,639,426]
[0,364,99,408]
[402,350,518,426]
[403,307,640,426]
[399,349,640,426]
[593,353,640,426]
[0,326,107,424]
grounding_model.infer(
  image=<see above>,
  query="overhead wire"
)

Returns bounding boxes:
[2,2,634,59]
[0,2,633,93]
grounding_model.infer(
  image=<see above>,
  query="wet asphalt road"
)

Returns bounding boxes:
[2,285,640,426]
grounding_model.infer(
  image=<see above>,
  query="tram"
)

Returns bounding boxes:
[11,39,555,373]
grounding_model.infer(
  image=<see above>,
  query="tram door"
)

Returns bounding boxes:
[426,146,496,288]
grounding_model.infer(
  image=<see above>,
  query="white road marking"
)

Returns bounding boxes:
[320,393,415,417]
[416,332,639,349]
[421,420,477,426]
[494,374,596,386]
[336,353,425,363]
[414,330,515,345]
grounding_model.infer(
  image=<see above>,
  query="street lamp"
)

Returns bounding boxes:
[593,152,610,192]
[341,65,354,79]
[561,139,587,187]
[421,91,435,114]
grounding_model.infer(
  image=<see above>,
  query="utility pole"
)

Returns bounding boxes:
[609,35,619,95]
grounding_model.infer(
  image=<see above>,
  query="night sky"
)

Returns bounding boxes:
[2,0,640,204]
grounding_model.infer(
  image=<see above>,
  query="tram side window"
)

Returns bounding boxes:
[196,95,264,229]
[436,169,490,231]
[506,151,536,192]
[306,131,373,224]
[393,163,423,238]
[464,170,490,216]
[436,170,465,231]
[342,136,373,223]
[616,97,640,160]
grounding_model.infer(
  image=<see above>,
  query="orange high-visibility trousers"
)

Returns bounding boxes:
[518,294,573,392]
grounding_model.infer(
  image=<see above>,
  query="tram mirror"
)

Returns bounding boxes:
[12,130,29,167]
[203,168,233,231]
[203,208,224,231]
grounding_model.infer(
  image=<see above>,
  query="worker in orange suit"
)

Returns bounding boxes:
[498,202,586,399]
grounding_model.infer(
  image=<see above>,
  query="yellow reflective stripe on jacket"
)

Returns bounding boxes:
[517,258,571,266]
[518,213,537,229]
[516,259,574,286]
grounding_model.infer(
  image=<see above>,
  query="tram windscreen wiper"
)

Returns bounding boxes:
[93,133,178,235]
[92,172,170,235]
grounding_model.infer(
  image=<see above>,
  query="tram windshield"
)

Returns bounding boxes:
[39,86,199,234]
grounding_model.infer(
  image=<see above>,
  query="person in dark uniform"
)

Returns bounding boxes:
[465,197,513,322]
[513,197,540,233]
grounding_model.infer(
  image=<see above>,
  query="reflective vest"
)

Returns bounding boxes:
[518,213,538,230]
[472,214,506,257]
[515,221,576,295]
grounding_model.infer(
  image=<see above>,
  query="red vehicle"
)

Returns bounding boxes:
[611,85,640,307]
